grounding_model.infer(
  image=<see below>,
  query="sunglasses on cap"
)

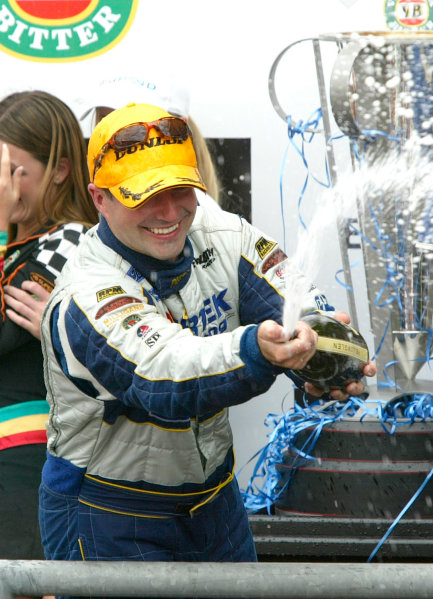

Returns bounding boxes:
[92,116,191,179]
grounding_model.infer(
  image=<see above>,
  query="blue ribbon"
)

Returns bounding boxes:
[279,108,332,250]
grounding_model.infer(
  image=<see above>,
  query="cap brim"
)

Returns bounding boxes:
[109,164,207,209]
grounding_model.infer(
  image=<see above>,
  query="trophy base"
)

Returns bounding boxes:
[392,330,431,382]
[275,416,433,519]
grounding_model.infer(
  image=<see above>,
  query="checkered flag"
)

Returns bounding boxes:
[37,223,87,277]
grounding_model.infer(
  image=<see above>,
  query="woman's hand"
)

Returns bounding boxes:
[4,281,51,340]
[0,143,23,229]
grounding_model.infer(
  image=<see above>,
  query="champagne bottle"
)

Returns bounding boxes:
[292,311,369,391]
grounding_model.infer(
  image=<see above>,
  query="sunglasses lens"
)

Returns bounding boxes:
[113,124,148,150]
[158,118,189,139]
[95,118,190,176]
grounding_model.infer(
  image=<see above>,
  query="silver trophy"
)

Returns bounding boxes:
[270,32,433,400]
[265,34,433,544]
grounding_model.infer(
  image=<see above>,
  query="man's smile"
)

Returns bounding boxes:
[147,223,180,235]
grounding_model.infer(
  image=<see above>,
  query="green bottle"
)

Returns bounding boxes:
[292,311,369,391]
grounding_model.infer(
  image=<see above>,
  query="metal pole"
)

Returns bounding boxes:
[0,580,13,599]
[312,38,359,331]
[2,561,433,598]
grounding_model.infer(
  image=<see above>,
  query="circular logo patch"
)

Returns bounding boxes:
[122,314,143,329]
[0,0,138,62]
[385,0,433,30]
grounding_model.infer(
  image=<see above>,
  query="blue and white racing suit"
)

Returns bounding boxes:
[39,205,333,564]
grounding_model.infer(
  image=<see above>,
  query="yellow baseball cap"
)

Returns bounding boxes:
[87,103,207,209]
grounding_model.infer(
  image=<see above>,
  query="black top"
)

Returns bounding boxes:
[0,223,87,406]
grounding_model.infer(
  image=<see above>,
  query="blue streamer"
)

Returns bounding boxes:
[279,108,331,242]
[367,464,433,562]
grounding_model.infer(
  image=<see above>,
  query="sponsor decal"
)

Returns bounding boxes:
[114,137,185,161]
[261,248,287,274]
[145,331,160,348]
[192,248,215,269]
[315,294,331,311]
[122,313,143,329]
[170,270,188,288]
[255,237,277,259]
[126,265,144,282]
[3,248,20,270]
[181,289,231,336]
[0,0,138,62]
[95,295,142,319]
[96,285,125,302]
[385,0,433,29]
[103,303,144,328]
[29,271,54,292]
[137,324,151,339]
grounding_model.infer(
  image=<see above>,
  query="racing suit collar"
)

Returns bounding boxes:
[97,216,193,298]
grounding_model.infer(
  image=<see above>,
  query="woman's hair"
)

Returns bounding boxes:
[0,90,98,237]
[187,117,220,204]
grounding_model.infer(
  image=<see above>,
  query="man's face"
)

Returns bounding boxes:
[93,186,198,261]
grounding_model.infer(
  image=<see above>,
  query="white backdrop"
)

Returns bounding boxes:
[0,0,388,486]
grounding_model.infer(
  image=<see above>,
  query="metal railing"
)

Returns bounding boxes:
[1,561,433,598]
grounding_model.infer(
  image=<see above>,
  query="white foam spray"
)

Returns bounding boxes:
[282,141,433,339]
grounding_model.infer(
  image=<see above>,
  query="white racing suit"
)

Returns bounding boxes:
[39,206,333,566]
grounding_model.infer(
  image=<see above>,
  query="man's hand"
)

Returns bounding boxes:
[305,310,376,401]
[257,319,318,370]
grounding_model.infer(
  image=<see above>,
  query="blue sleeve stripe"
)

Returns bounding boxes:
[239,254,285,325]
[64,299,274,419]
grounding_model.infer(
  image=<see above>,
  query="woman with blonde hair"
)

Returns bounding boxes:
[0,89,98,562]
[187,116,220,204]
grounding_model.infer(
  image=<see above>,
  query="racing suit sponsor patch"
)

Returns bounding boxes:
[137,325,151,339]
[103,303,145,328]
[126,266,145,282]
[170,270,188,288]
[180,289,231,336]
[95,296,143,319]
[122,314,143,329]
[255,237,277,259]
[261,249,288,274]
[30,272,55,292]
[3,249,20,270]
[145,332,161,347]
[96,286,126,302]
[193,248,215,269]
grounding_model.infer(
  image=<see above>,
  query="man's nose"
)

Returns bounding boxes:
[153,190,179,218]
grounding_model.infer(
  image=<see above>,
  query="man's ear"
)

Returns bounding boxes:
[54,157,70,184]
[88,183,108,216]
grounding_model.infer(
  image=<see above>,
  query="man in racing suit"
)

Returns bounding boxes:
[39,102,375,568]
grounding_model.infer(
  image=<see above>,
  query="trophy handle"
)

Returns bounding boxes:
[268,37,319,125]
[329,39,368,137]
